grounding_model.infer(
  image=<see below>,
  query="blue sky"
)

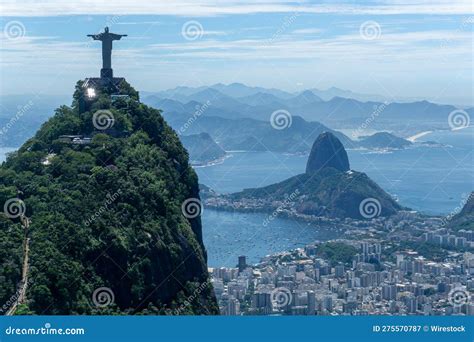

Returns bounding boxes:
[0,0,472,105]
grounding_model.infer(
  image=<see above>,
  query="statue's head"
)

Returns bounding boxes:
[105,27,109,33]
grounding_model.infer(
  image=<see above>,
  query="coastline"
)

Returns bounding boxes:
[407,130,433,142]
[191,153,233,168]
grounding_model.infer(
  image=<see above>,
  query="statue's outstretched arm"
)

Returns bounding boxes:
[87,34,100,40]
[110,33,128,40]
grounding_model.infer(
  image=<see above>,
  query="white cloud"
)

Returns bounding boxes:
[141,29,472,61]
[292,28,324,35]
[0,0,472,17]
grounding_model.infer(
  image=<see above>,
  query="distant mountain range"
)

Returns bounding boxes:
[142,83,469,105]
[3,83,470,151]
[142,83,473,130]
[0,94,70,147]
[174,114,356,153]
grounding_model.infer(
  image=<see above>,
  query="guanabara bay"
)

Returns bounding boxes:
[0,76,218,314]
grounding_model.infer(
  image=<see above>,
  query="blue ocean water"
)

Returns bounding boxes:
[1,128,471,267]
[197,127,473,266]
[202,210,340,267]
[197,128,474,215]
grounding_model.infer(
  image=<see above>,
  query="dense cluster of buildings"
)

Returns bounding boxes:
[422,229,472,248]
[211,240,473,316]
[208,195,473,316]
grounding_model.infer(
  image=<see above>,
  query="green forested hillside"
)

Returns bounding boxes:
[0,80,218,315]
[230,168,401,219]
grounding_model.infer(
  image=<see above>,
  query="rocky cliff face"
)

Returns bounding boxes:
[306,132,350,174]
[0,80,218,315]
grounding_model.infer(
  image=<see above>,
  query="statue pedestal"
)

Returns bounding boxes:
[83,76,124,89]
[101,68,113,78]
[79,76,126,113]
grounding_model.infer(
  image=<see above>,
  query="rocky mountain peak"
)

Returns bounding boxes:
[306,132,350,173]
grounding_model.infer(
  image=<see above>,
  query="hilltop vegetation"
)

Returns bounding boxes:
[0,80,218,315]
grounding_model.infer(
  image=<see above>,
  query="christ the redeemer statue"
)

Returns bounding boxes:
[88,27,127,79]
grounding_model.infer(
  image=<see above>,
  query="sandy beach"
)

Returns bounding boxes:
[407,131,433,142]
